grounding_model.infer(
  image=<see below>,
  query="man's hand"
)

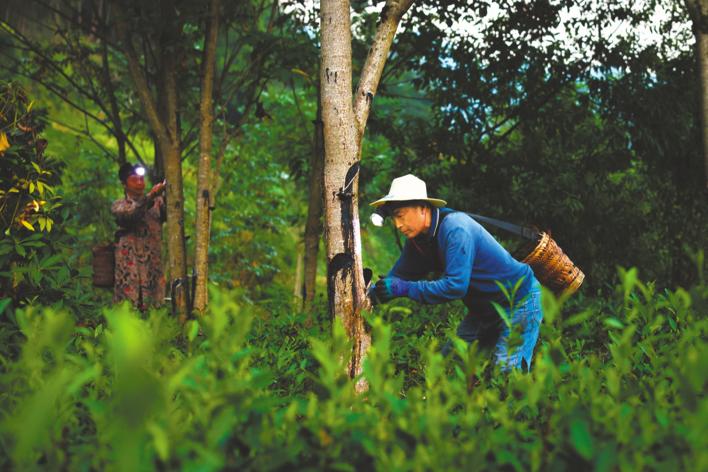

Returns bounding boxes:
[374,276,410,303]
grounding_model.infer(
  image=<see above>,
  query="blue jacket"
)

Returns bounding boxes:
[389,208,535,309]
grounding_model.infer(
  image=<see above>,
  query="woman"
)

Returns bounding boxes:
[111,163,166,310]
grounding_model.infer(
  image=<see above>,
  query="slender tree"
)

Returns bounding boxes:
[320,0,414,392]
[685,0,708,189]
[194,0,220,314]
[303,87,324,312]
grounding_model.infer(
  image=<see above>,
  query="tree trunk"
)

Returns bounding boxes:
[303,89,325,312]
[293,244,305,299]
[319,0,415,393]
[699,27,708,190]
[160,1,188,319]
[194,0,220,314]
[116,0,188,318]
[162,141,188,318]
[320,0,370,393]
[686,0,708,189]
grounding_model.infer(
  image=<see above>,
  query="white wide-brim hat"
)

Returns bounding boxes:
[370,174,447,208]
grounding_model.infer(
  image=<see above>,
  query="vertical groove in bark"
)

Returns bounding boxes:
[320,0,370,393]
[303,88,325,312]
[194,0,220,314]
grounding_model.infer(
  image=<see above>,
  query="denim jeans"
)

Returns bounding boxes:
[443,280,543,371]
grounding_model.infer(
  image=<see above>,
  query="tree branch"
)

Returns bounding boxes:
[1,21,113,119]
[100,31,127,163]
[290,77,314,149]
[353,0,415,137]
[112,1,170,150]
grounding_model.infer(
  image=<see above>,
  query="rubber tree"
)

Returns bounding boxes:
[320,0,414,392]
[114,0,189,317]
[193,0,220,314]
[685,0,708,189]
[303,87,324,313]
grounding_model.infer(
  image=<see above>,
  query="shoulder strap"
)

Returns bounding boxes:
[465,213,539,241]
[437,208,538,241]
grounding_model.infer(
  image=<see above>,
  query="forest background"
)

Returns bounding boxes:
[0,0,706,470]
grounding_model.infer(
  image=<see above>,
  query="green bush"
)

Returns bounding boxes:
[0,82,93,314]
[0,265,705,470]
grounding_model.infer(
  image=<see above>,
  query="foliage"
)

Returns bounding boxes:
[0,3,706,470]
[0,83,60,234]
[201,84,309,294]
[0,269,706,470]
[0,83,92,312]
[365,0,706,291]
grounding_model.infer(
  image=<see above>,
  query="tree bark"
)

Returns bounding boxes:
[319,0,414,393]
[194,0,220,314]
[293,244,305,299]
[699,22,708,190]
[162,2,188,319]
[686,0,708,189]
[303,88,325,312]
[320,0,370,393]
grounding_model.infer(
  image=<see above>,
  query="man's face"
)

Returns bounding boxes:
[125,173,145,194]
[391,205,428,239]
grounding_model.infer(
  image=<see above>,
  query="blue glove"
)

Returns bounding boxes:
[374,276,410,303]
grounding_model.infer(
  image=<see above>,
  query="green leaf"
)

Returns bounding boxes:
[0,298,11,315]
[39,253,63,269]
[491,301,511,329]
[604,317,624,329]
[67,365,99,394]
[147,422,170,461]
[21,233,44,242]
[494,280,511,303]
[21,241,45,248]
[186,319,200,342]
[387,306,412,316]
[570,418,594,460]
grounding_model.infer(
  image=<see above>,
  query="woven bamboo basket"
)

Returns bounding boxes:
[92,243,115,288]
[520,232,584,296]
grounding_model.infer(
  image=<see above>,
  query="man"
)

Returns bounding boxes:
[369,174,543,371]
